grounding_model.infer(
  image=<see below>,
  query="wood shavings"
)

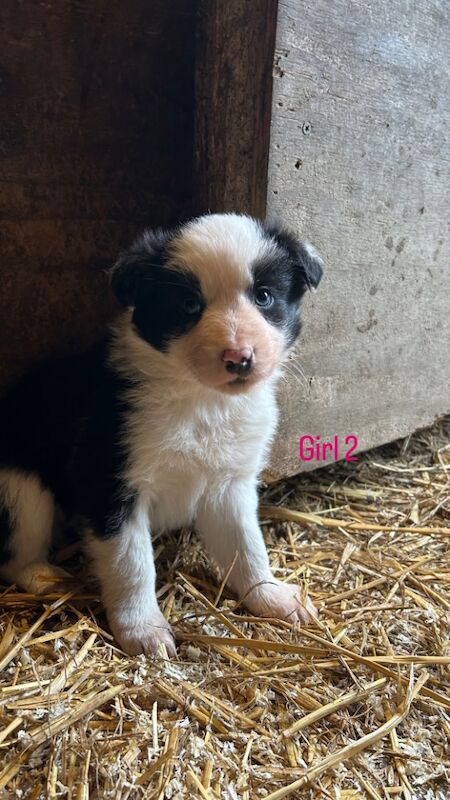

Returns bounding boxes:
[0,417,449,797]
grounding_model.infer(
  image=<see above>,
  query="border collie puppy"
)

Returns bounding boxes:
[0,214,323,656]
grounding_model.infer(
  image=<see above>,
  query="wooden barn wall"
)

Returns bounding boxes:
[0,1,196,393]
[267,0,450,478]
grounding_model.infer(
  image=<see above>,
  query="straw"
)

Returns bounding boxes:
[0,416,448,797]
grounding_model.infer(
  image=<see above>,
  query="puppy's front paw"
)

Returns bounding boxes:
[242,579,317,624]
[108,608,176,657]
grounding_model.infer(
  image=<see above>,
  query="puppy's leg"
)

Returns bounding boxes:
[0,469,70,593]
[196,478,317,624]
[86,502,175,657]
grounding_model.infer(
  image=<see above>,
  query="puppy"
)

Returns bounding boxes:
[0,213,323,655]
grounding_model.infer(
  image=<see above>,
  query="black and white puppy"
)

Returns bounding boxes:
[0,213,323,655]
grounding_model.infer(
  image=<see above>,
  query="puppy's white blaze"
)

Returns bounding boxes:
[167,213,277,300]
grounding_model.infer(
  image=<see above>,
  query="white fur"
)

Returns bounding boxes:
[110,318,279,501]
[97,215,319,653]
[167,214,278,301]
[86,500,175,656]
[104,317,289,654]
[0,468,67,593]
[104,319,317,652]
[196,478,319,624]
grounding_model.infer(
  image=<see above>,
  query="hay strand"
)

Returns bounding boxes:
[0,417,448,797]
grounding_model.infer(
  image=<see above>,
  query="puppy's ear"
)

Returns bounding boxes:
[265,221,324,292]
[110,229,171,307]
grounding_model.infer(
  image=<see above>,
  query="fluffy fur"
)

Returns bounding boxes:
[0,213,323,655]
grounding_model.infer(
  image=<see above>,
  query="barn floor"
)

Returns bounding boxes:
[0,418,449,799]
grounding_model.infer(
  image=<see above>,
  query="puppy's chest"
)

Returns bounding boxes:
[126,404,273,530]
[125,398,274,530]
[129,407,265,480]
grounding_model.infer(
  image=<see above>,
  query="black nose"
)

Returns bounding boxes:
[225,356,253,377]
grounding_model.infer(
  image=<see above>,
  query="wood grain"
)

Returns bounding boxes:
[0,0,196,392]
[194,0,278,218]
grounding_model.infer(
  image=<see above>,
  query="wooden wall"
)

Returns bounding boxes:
[267,0,450,478]
[194,0,278,218]
[0,1,196,392]
[2,0,448,478]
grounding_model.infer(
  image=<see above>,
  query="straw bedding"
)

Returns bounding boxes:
[0,417,449,799]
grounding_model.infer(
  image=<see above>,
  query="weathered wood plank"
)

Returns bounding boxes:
[267,0,450,477]
[194,0,278,217]
[0,1,196,392]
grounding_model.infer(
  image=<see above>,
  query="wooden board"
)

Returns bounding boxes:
[266,0,450,478]
[194,0,278,218]
[0,0,196,392]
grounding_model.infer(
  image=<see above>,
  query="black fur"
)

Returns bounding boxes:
[250,224,323,346]
[111,230,204,351]
[264,221,323,292]
[0,341,135,547]
[111,229,172,307]
[250,254,303,346]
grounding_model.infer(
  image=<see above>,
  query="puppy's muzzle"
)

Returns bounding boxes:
[222,347,254,377]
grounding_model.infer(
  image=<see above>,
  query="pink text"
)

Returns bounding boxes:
[299,434,359,463]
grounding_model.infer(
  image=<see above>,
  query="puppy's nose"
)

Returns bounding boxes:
[222,347,254,376]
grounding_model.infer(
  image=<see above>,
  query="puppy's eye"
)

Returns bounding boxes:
[255,287,274,308]
[181,294,201,315]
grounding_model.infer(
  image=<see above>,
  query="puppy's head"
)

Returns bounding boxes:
[111,214,323,393]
